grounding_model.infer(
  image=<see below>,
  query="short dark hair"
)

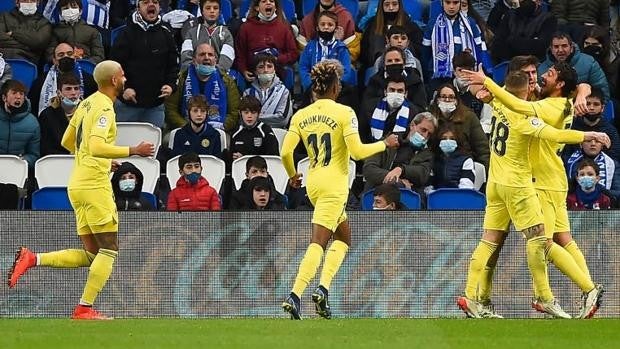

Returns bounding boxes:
[57,72,81,89]
[1,79,27,96]
[199,0,220,9]
[187,95,208,114]
[252,53,277,72]
[386,73,407,85]
[577,158,600,176]
[385,25,408,39]
[178,152,201,170]
[250,176,271,191]
[504,71,529,95]
[452,51,475,70]
[551,31,573,44]
[374,184,400,206]
[508,55,539,73]
[246,155,267,172]
[239,95,262,113]
[553,61,578,97]
[588,87,605,105]
[58,0,82,10]
[383,46,405,63]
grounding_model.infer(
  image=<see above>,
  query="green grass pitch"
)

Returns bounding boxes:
[2,318,620,349]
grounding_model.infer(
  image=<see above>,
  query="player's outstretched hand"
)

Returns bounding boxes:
[585,132,611,148]
[289,173,303,189]
[475,87,493,102]
[461,64,487,86]
[131,141,155,157]
[111,160,121,172]
[384,134,400,148]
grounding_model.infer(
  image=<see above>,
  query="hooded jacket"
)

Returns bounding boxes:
[229,175,285,210]
[111,161,155,211]
[236,176,286,210]
[0,99,40,168]
[167,175,221,211]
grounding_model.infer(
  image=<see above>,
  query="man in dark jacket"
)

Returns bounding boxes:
[111,161,155,211]
[229,155,285,209]
[0,1,52,64]
[38,72,79,156]
[110,0,179,128]
[230,95,279,161]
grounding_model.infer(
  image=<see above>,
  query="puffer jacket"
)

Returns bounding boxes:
[111,161,155,211]
[0,99,40,168]
[47,19,105,63]
[0,9,52,63]
[167,176,221,211]
[551,0,609,28]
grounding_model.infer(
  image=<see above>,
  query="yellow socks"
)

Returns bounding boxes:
[564,240,591,280]
[291,243,324,297]
[546,242,594,293]
[80,249,118,305]
[464,239,498,300]
[527,236,553,302]
[38,249,95,268]
[319,240,349,290]
[478,247,501,302]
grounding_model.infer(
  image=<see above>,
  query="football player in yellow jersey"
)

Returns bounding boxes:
[7,61,154,320]
[461,61,609,319]
[280,60,399,320]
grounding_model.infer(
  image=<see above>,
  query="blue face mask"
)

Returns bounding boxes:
[439,139,458,154]
[185,172,201,185]
[409,132,427,148]
[196,63,216,77]
[577,176,596,191]
[119,178,136,192]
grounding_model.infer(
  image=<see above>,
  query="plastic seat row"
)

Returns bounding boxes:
[361,187,487,210]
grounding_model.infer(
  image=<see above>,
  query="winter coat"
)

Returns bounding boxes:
[171,122,222,158]
[29,69,97,117]
[167,176,221,211]
[47,19,105,63]
[551,0,609,29]
[436,107,490,169]
[0,9,52,63]
[230,121,279,157]
[242,77,292,128]
[299,39,352,91]
[567,184,613,210]
[363,67,428,112]
[229,176,286,210]
[38,101,70,157]
[361,16,423,68]
[0,100,40,168]
[180,18,235,71]
[432,152,475,189]
[111,161,155,211]
[567,117,620,161]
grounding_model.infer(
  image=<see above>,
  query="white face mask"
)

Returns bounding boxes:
[19,2,38,16]
[438,101,457,114]
[257,72,275,85]
[386,92,405,109]
[258,12,277,22]
[61,8,81,23]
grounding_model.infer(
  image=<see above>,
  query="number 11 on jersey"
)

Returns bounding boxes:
[307,133,332,168]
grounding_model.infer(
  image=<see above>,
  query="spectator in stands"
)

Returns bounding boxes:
[565,138,620,201]
[0,54,12,87]
[491,0,557,63]
[363,112,436,193]
[167,151,221,211]
[361,0,423,69]
[486,0,512,33]
[551,0,609,45]
[30,42,97,115]
[230,95,279,160]
[373,25,424,81]
[360,74,423,142]
[110,0,179,128]
[429,83,489,169]
[0,80,40,169]
[372,183,401,210]
[236,176,285,210]
[111,161,156,211]
[422,0,492,90]
[229,155,286,209]
[171,95,222,158]
[567,158,613,210]
[582,26,619,98]
[0,0,52,64]
[243,53,292,129]
[297,0,360,63]
[452,51,492,134]
[428,124,475,190]
[235,0,298,83]
[46,0,105,64]
[538,32,610,102]
[38,72,79,156]
[363,47,427,113]
[565,88,620,160]
[180,0,235,71]
[165,43,240,132]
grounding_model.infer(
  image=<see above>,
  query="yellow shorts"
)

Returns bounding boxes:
[536,189,571,238]
[307,186,347,232]
[483,182,544,232]
[68,188,118,235]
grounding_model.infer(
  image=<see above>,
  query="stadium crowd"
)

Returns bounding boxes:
[1,0,620,211]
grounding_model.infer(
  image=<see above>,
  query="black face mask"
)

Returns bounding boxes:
[583,45,603,59]
[384,11,398,21]
[58,57,76,72]
[205,18,218,26]
[317,30,334,41]
[515,0,536,17]
[6,102,27,115]
[320,2,334,10]
[585,113,602,123]
[385,64,404,78]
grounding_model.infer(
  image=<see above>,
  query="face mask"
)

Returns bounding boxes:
[317,30,334,42]
[585,113,601,123]
[439,139,458,154]
[373,205,392,210]
[515,0,536,17]
[386,92,405,109]
[577,176,596,191]
[384,11,398,21]
[185,172,201,185]
[196,63,216,76]
[61,96,79,114]
[58,57,76,72]
[205,18,218,26]
[583,45,603,59]
[454,77,469,90]
[409,131,427,148]
[438,101,457,114]
[119,178,136,192]
[257,72,275,85]
[19,2,37,16]
[385,64,404,78]
[61,8,81,23]
[257,12,277,22]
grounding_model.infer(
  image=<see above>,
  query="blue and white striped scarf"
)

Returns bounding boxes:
[431,12,476,78]
[370,99,410,141]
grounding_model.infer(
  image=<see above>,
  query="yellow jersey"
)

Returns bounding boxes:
[67,91,118,190]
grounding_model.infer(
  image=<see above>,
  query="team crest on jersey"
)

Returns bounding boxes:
[530,117,542,127]
[97,116,108,128]
[253,137,262,147]
[201,139,210,148]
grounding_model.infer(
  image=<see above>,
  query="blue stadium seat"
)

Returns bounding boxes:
[111,25,126,46]
[32,187,72,211]
[141,192,158,208]
[427,188,486,210]
[404,0,424,22]
[5,59,38,90]
[78,59,96,75]
[492,61,510,85]
[603,99,615,122]
[0,2,14,12]
[361,188,421,210]
[220,0,233,23]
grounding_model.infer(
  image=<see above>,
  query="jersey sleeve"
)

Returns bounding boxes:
[484,77,536,116]
[341,107,361,138]
[89,107,114,140]
[512,117,584,143]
